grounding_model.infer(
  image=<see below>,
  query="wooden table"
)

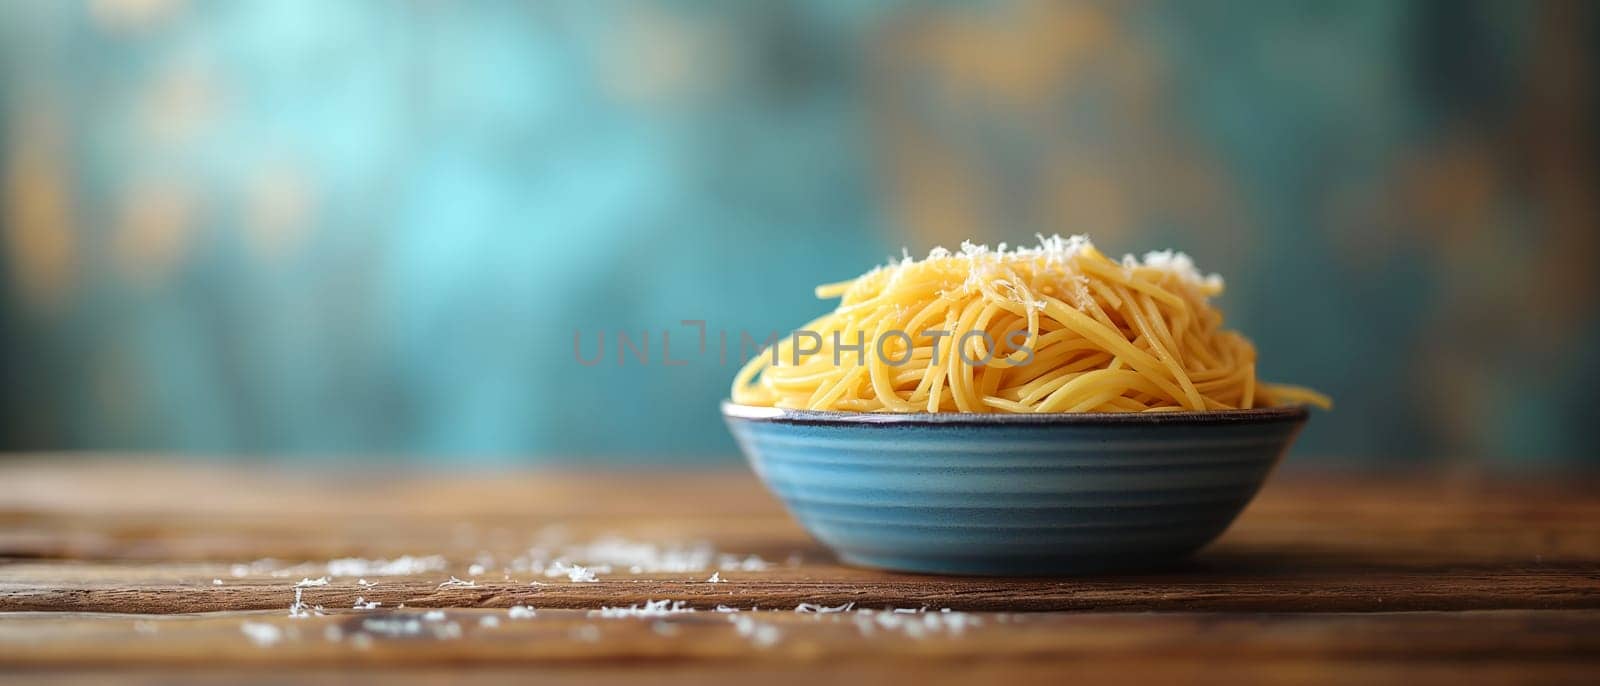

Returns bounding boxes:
[0,459,1596,684]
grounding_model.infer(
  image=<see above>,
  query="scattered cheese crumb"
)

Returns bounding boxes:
[479,615,501,628]
[294,577,330,588]
[353,597,381,610]
[437,576,476,589]
[705,572,723,583]
[795,601,854,614]
[729,615,781,648]
[505,535,772,578]
[719,554,773,572]
[467,563,486,576]
[590,599,695,618]
[545,561,599,583]
[211,579,224,586]
[507,605,536,619]
[359,616,461,640]
[288,587,312,618]
[850,608,981,638]
[361,617,422,638]
[326,555,448,577]
[422,610,448,621]
[240,622,283,647]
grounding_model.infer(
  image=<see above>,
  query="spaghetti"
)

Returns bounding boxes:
[731,235,1330,413]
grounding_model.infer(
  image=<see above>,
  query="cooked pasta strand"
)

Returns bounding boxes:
[731,236,1331,413]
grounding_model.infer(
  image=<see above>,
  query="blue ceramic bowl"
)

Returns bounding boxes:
[723,402,1308,575]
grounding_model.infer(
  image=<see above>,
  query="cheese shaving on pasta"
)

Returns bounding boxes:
[731,235,1329,413]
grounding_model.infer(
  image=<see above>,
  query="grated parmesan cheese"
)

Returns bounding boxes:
[875,234,1225,304]
[507,605,536,619]
[1123,249,1225,291]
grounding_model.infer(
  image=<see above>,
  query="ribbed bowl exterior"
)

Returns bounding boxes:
[723,404,1308,575]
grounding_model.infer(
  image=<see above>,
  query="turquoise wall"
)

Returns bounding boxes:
[2,1,1596,464]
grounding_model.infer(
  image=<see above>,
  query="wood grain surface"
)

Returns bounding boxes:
[0,458,1597,684]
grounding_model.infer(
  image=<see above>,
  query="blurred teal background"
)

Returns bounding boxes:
[1,0,1596,465]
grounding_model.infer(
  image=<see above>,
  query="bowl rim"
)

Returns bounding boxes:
[721,401,1309,427]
